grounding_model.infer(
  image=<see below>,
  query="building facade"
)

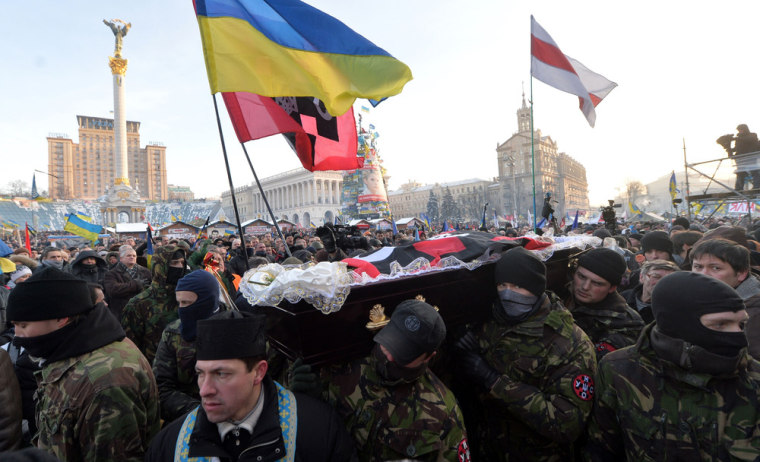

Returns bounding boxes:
[47,115,167,201]
[495,95,590,220]
[388,178,494,221]
[221,168,344,228]
[168,184,195,202]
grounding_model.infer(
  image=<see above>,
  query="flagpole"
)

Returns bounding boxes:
[530,77,537,230]
[211,94,250,270]
[683,138,692,220]
[239,143,292,258]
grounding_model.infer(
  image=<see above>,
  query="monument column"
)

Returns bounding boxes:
[104,19,131,186]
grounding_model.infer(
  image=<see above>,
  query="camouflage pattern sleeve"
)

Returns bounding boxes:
[487,323,597,444]
[78,382,160,462]
[583,354,624,461]
[152,322,200,423]
[121,296,146,353]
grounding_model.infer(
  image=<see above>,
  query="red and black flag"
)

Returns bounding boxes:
[222,92,362,172]
[343,231,551,278]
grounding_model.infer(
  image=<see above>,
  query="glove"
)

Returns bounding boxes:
[287,358,320,398]
[459,350,500,391]
[454,331,480,353]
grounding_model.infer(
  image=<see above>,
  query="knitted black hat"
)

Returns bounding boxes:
[196,310,267,361]
[641,231,673,255]
[494,247,546,296]
[577,248,626,286]
[7,266,93,322]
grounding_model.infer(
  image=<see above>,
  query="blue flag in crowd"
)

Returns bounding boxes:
[572,210,579,230]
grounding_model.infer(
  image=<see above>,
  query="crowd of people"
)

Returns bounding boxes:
[1,214,760,461]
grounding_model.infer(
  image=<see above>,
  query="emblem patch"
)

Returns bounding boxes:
[404,315,421,332]
[573,374,594,401]
[457,438,471,462]
[595,341,617,353]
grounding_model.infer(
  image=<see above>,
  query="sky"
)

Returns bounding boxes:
[1,1,756,207]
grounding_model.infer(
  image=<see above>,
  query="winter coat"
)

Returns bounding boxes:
[103,261,151,321]
[121,245,182,364]
[0,348,22,452]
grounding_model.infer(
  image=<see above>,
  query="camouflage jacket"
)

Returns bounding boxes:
[121,246,181,364]
[567,290,645,361]
[470,296,597,461]
[323,357,470,462]
[152,319,199,423]
[35,339,160,462]
[585,323,760,461]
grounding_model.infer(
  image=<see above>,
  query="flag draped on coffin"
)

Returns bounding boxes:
[222,93,361,171]
[343,232,552,278]
[194,0,413,117]
[530,16,616,127]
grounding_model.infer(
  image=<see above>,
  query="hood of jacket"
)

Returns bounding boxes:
[150,245,184,286]
[70,250,107,270]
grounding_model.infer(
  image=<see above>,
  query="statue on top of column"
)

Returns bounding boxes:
[103,19,131,58]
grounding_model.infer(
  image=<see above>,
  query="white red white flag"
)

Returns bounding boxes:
[530,16,617,127]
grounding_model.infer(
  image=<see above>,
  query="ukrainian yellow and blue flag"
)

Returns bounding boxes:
[64,214,101,242]
[669,172,679,201]
[194,0,413,116]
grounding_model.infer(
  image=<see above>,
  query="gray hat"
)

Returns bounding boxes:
[373,299,446,365]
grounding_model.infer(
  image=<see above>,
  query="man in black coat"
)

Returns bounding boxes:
[145,311,357,462]
[103,245,151,321]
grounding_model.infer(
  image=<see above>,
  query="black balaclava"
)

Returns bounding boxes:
[165,250,187,285]
[176,270,220,342]
[652,271,747,357]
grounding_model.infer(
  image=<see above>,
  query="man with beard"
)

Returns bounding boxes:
[585,271,760,460]
[454,247,597,461]
[567,248,644,360]
[6,267,159,461]
[145,310,356,461]
[103,245,151,321]
[122,245,187,364]
[322,299,470,462]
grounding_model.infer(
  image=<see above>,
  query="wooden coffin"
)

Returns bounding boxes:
[262,246,579,366]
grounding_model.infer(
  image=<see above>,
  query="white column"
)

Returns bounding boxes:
[113,73,128,183]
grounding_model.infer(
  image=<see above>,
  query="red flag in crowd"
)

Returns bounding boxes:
[222,92,362,172]
[24,223,32,255]
[530,16,617,127]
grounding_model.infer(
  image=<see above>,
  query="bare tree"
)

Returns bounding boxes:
[8,180,29,197]
[624,180,645,203]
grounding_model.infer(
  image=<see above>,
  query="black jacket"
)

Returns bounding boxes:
[103,262,151,321]
[146,376,357,462]
[620,284,653,324]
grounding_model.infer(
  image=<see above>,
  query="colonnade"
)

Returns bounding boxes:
[251,179,342,215]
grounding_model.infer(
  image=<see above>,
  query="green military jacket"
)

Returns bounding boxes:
[122,245,181,364]
[324,357,470,462]
[567,290,645,361]
[472,296,597,461]
[35,339,160,462]
[152,319,199,423]
[586,323,760,461]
